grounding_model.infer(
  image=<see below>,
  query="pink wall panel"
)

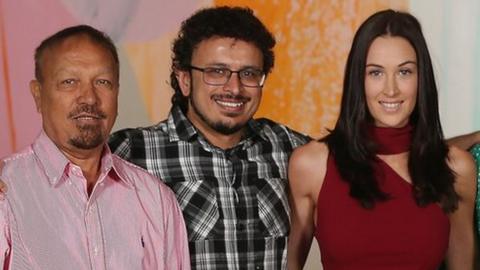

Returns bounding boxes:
[1,0,76,157]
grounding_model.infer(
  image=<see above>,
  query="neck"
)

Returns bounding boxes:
[186,111,245,150]
[199,126,244,149]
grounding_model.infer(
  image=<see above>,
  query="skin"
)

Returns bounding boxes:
[364,36,418,129]
[30,35,119,193]
[444,147,477,270]
[447,130,480,150]
[175,37,264,149]
[287,36,477,269]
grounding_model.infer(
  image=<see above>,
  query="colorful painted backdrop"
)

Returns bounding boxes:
[2,0,479,159]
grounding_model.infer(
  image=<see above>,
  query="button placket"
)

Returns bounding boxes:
[85,200,105,269]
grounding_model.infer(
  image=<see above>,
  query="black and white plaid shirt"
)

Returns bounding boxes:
[108,106,309,270]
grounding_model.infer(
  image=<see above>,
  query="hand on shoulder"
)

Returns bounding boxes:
[448,145,476,180]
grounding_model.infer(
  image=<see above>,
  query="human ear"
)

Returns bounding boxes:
[29,80,42,113]
[175,69,191,97]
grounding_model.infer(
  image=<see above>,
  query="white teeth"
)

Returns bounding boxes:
[216,100,243,108]
[380,102,400,109]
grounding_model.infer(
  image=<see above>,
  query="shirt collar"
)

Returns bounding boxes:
[167,105,268,144]
[167,105,199,142]
[33,130,133,188]
[110,154,136,189]
[246,118,268,142]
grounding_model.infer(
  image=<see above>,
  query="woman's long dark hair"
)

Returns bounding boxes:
[324,9,458,212]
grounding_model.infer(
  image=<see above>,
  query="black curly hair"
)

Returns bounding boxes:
[170,6,276,112]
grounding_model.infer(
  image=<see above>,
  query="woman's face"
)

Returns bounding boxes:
[364,36,418,128]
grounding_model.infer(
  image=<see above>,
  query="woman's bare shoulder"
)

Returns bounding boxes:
[289,141,329,192]
[290,141,329,169]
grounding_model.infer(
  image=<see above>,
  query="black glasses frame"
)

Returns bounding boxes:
[189,65,266,87]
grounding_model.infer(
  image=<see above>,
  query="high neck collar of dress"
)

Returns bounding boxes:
[368,124,413,155]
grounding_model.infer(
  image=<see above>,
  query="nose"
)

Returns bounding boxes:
[77,81,99,105]
[383,74,399,97]
[223,72,242,95]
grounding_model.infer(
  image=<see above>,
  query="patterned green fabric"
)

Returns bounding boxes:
[470,144,480,238]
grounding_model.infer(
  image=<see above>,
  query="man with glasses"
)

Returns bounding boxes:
[108,6,309,270]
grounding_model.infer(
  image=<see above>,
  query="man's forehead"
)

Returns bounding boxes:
[192,37,262,64]
[39,35,117,74]
[43,35,104,57]
[196,36,257,49]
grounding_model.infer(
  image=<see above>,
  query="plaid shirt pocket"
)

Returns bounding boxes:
[256,178,290,237]
[168,180,220,241]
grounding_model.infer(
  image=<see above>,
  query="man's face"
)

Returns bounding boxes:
[177,37,264,139]
[30,35,119,154]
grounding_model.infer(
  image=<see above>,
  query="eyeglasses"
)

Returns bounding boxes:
[189,65,266,87]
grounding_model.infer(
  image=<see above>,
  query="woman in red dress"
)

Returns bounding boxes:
[287,9,476,270]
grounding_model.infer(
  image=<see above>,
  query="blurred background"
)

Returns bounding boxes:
[1,0,479,268]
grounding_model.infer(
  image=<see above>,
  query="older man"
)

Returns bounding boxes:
[0,25,190,269]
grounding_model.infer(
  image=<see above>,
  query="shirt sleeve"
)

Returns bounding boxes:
[469,144,480,238]
[108,129,133,161]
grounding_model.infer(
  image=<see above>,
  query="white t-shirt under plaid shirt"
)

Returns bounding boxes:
[109,106,310,270]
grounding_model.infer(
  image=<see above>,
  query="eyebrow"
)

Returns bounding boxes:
[398,60,417,66]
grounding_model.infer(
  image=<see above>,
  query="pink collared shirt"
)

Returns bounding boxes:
[0,131,190,269]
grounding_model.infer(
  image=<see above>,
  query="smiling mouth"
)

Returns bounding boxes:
[212,95,249,111]
[72,114,104,121]
[215,100,244,108]
[68,105,107,122]
[379,101,402,110]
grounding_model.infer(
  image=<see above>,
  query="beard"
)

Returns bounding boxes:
[68,124,105,149]
[68,105,107,149]
[189,89,247,136]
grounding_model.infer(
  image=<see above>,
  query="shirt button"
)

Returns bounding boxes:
[93,246,99,255]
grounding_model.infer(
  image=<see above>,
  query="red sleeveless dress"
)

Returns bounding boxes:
[314,125,449,270]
